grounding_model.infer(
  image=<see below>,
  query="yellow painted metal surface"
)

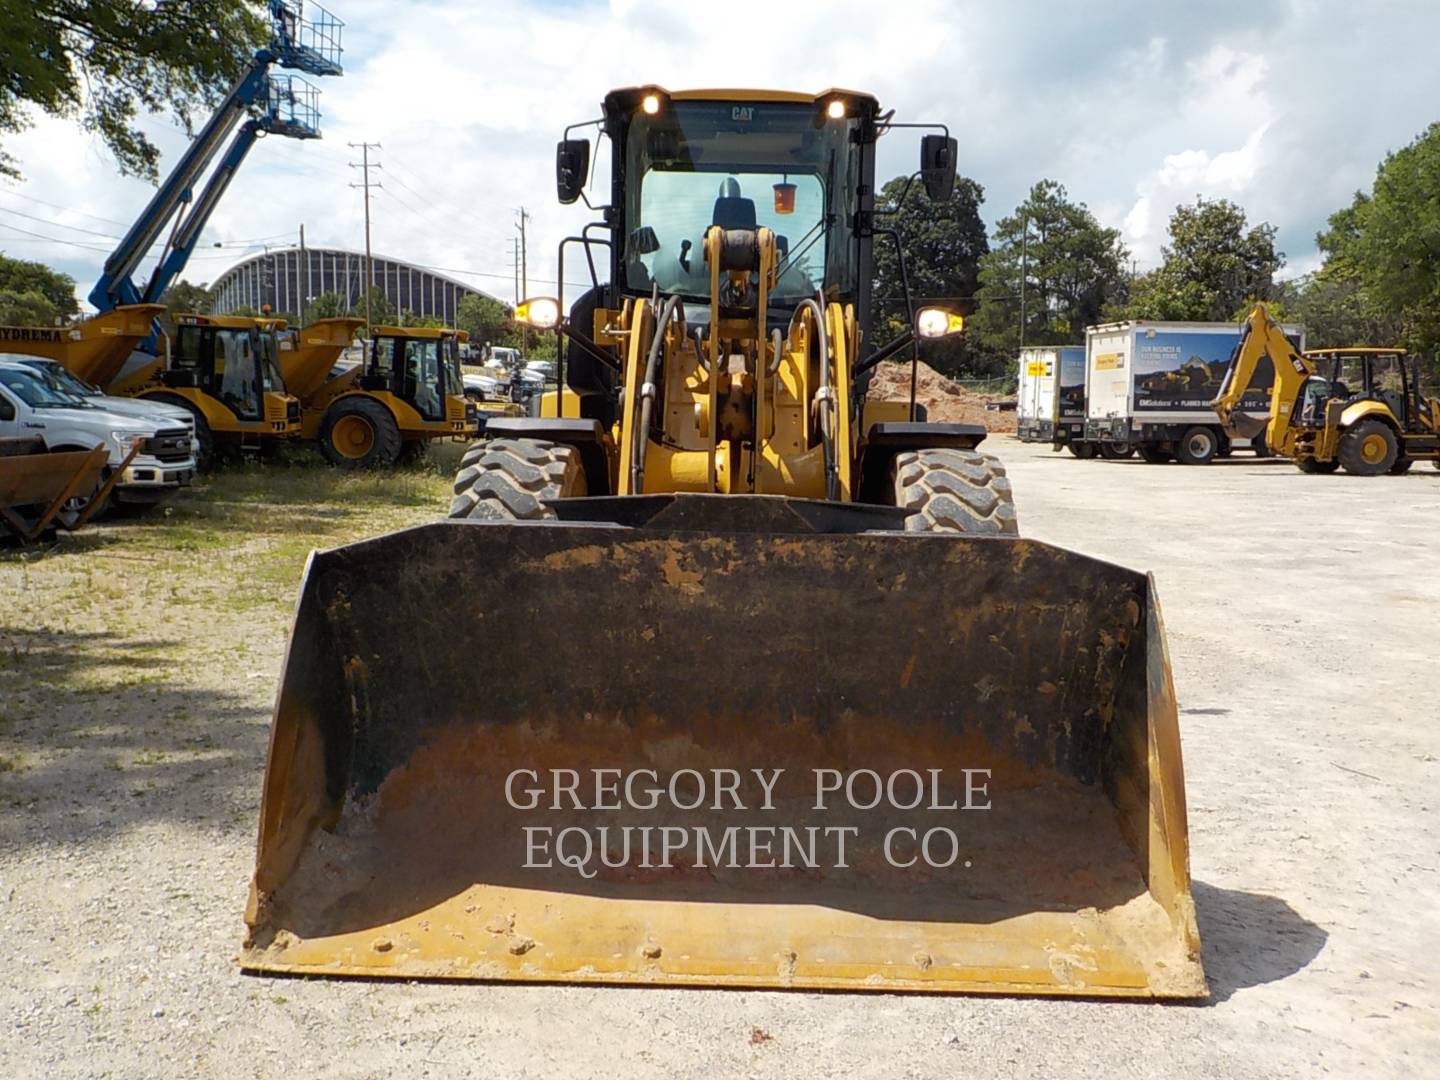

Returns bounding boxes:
[0,305,166,388]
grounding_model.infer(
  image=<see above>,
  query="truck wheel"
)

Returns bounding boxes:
[1068,442,1098,459]
[147,393,215,472]
[1337,419,1398,476]
[893,449,1018,536]
[1138,445,1172,464]
[449,438,586,521]
[49,449,111,518]
[396,439,430,466]
[1099,442,1134,460]
[1296,457,1341,474]
[1252,429,1272,458]
[320,397,402,469]
[1175,426,1219,465]
[1389,456,1413,475]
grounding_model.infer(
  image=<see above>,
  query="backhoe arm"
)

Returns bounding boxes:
[1212,305,1312,448]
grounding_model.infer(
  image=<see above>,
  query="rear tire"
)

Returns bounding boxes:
[396,439,430,466]
[449,438,587,521]
[1138,445,1172,464]
[1252,428,1272,458]
[1389,456,1413,475]
[1067,442,1098,459]
[1175,426,1219,466]
[1297,457,1341,474]
[893,448,1018,536]
[1337,419,1398,476]
[1099,442,1134,460]
[320,397,402,469]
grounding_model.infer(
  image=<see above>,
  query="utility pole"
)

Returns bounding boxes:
[349,141,382,333]
[1018,213,1028,349]
[299,223,307,325]
[516,207,530,353]
[512,237,521,306]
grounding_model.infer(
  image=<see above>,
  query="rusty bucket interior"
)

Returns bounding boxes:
[242,517,1206,998]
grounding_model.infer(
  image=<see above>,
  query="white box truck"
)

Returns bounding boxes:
[1083,320,1303,464]
[1015,346,1095,453]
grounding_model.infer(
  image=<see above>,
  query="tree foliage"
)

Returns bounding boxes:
[1124,197,1283,321]
[158,279,214,317]
[0,2,267,180]
[0,252,79,317]
[0,289,63,325]
[456,294,511,347]
[969,180,1128,367]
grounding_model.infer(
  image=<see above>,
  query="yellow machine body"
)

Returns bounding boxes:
[0,305,166,387]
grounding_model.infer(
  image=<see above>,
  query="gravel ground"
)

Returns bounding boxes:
[2,440,1437,1078]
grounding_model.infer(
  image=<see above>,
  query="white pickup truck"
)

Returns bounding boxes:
[0,355,197,508]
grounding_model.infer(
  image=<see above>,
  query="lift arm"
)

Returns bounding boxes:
[1212,304,1313,451]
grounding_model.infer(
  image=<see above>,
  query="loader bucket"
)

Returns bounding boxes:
[243,501,1206,998]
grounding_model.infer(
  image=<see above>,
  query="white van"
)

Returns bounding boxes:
[0,357,197,508]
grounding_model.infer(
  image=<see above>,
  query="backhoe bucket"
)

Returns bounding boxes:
[243,504,1205,998]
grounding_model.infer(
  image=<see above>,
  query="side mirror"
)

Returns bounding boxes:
[631,226,660,255]
[920,134,957,202]
[556,138,591,205]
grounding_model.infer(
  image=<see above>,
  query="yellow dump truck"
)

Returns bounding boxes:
[0,305,166,385]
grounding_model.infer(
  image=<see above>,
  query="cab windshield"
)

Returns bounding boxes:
[24,361,101,398]
[0,366,91,408]
[622,100,862,305]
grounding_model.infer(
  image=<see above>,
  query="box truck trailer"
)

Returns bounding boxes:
[1016,346,1117,456]
[1084,320,1303,464]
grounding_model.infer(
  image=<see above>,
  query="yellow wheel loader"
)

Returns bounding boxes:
[272,320,478,467]
[1214,305,1440,475]
[243,87,1206,999]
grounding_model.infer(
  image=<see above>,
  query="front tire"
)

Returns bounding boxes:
[449,438,587,520]
[1067,442,1098,459]
[1337,419,1398,476]
[1099,442,1134,460]
[892,448,1018,535]
[1138,445,1172,464]
[1389,456,1414,475]
[1297,457,1341,474]
[320,397,402,469]
[1175,426,1219,466]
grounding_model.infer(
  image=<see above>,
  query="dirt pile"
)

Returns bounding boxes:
[868,360,1017,432]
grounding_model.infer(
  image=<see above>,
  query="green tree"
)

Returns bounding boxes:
[970,180,1129,365]
[0,289,63,325]
[870,174,989,377]
[229,304,260,318]
[1333,123,1440,354]
[1126,197,1283,321]
[158,279,214,317]
[0,2,267,180]
[305,291,351,320]
[456,293,510,349]
[353,288,396,329]
[0,253,79,317]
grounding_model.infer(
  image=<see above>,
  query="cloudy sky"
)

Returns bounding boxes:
[2,0,1437,311]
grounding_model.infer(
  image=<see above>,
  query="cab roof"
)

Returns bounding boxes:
[371,325,462,340]
[173,313,261,330]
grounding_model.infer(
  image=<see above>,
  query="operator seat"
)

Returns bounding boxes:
[711,196,757,230]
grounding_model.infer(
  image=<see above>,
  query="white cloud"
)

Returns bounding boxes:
[1,0,1437,310]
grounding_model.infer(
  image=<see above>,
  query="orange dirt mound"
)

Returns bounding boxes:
[868,361,1017,433]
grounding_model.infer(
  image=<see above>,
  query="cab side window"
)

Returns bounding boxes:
[0,389,15,422]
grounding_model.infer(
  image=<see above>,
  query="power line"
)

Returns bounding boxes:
[0,204,122,241]
[0,221,112,253]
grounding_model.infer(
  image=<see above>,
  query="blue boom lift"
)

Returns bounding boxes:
[89,1,344,319]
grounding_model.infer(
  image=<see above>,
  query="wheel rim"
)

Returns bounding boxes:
[333,415,375,459]
[1187,433,1211,458]
[1359,432,1388,465]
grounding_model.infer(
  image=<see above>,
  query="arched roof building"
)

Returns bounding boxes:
[210,246,502,324]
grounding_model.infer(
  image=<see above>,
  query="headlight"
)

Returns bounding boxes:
[515,297,561,330]
[916,307,965,339]
[111,430,149,454]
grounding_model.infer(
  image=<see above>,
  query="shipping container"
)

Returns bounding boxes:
[1083,320,1303,464]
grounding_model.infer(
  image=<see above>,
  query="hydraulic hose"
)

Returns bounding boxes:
[633,294,683,494]
[791,296,837,500]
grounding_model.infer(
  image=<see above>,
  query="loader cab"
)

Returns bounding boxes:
[366,326,468,423]
[168,314,288,423]
[1302,349,1415,429]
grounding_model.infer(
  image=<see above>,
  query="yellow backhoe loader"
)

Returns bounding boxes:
[242,87,1205,999]
[1214,305,1440,475]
